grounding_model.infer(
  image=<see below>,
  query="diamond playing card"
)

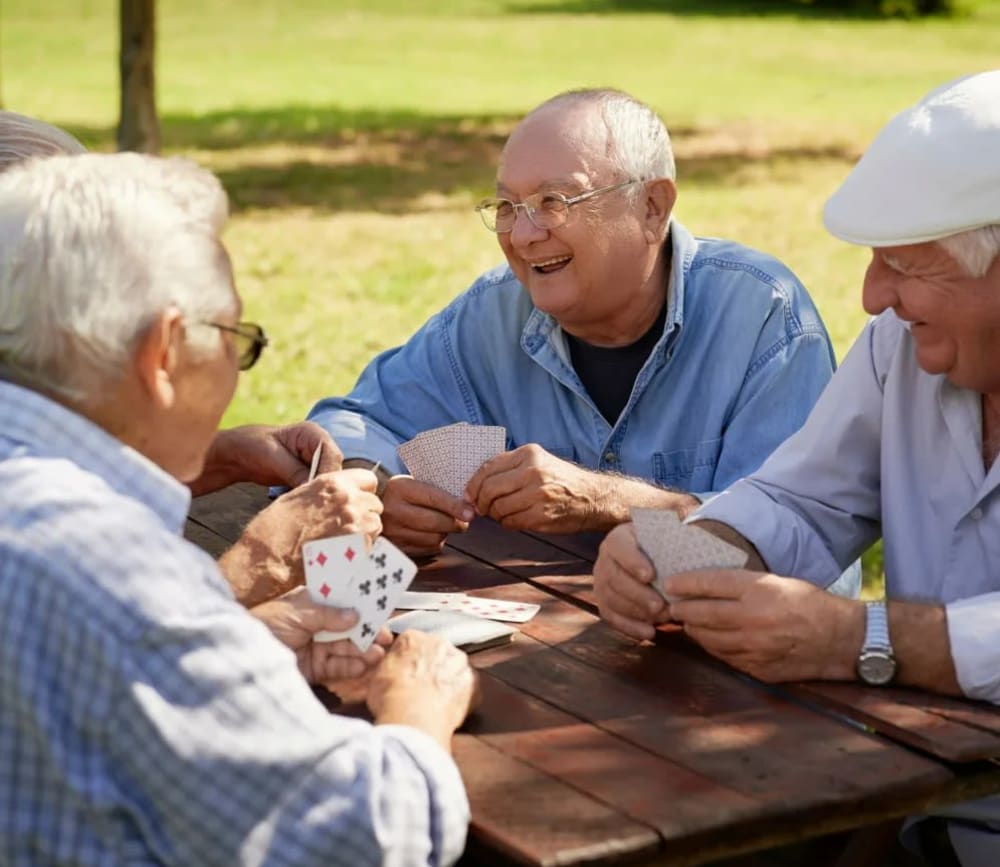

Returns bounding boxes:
[436,595,540,623]
[630,507,748,602]
[396,590,470,610]
[303,533,372,608]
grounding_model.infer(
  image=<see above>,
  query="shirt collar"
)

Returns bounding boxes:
[0,380,191,533]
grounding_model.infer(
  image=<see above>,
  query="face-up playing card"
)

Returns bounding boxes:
[396,590,470,610]
[630,507,748,603]
[397,423,507,497]
[435,595,540,623]
[303,533,372,608]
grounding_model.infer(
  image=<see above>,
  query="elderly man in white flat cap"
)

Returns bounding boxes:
[592,70,1000,866]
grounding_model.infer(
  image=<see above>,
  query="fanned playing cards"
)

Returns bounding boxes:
[387,609,517,654]
[303,533,417,650]
[630,508,748,603]
[397,422,507,497]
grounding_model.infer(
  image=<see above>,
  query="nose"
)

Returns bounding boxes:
[507,205,548,247]
[861,253,899,316]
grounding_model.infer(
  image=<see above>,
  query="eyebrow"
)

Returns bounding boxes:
[495,177,587,197]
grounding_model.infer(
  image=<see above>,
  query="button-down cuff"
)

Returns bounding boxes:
[946,594,1000,705]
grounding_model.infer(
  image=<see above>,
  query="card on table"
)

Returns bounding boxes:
[304,535,418,651]
[387,609,517,653]
[630,507,748,602]
[435,594,540,623]
[396,590,470,610]
[397,423,507,497]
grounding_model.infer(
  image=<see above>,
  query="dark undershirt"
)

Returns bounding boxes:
[566,298,668,425]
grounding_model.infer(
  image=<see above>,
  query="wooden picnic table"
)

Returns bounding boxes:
[186,483,1000,867]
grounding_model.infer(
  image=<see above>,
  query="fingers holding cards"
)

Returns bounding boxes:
[397,423,507,499]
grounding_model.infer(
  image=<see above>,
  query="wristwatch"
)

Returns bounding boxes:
[856,600,897,686]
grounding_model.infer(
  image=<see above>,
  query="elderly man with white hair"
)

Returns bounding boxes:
[593,71,1000,866]
[0,153,477,866]
[0,108,373,606]
[308,88,846,568]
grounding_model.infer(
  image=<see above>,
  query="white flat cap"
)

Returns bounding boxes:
[824,70,1000,247]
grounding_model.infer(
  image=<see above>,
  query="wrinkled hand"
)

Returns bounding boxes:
[251,587,392,684]
[381,475,473,556]
[465,444,605,533]
[594,522,671,640]
[665,570,861,683]
[193,422,342,495]
[220,468,383,606]
[367,630,479,749]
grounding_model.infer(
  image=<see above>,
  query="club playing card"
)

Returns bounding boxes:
[630,507,748,602]
[303,533,372,608]
[396,590,470,610]
[333,536,418,651]
[387,609,517,653]
[397,423,507,497]
[436,595,540,623]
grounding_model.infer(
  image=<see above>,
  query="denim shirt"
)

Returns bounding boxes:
[309,221,836,501]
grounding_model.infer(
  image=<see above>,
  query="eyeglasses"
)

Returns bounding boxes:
[475,179,638,233]
[204,321,269,371]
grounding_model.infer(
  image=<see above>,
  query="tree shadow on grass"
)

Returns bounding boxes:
[58,104,859,215]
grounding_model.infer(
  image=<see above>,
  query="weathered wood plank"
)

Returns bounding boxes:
[187,482,270,545]
[789,682,1000,763]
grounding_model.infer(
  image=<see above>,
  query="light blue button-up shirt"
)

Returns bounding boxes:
[0,380,468,866]
[696,312,1000,704]
[310,222,837,502]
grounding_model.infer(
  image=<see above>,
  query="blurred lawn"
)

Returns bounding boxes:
[7,0,1000,587]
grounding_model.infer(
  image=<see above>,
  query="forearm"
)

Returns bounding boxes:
[890,600,962,696]
[218,534,295,607]
[586,474,700,531]
[688,518,769,572]
[375,698,455,753]
[189,429,244,497]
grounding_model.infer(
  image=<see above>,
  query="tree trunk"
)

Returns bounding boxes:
[118,0,160,153]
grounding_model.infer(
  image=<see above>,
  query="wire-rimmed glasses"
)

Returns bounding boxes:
[475,179,638,233]
[204,321,269,371]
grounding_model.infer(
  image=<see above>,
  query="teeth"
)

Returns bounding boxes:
[532,255,571,268]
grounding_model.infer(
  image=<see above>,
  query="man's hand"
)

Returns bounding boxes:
[381,475,474,556]
[665,570,862,683]
[594,522,671,640]
[192,422,343,496]
[465,444,610,533]
[251,587,392,684]
[219,468,383,606]
[367,630,479,752]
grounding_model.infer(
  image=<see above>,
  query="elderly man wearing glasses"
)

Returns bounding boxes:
[308,88,841,559]
[0,153,477,866]
[0,109,384,607]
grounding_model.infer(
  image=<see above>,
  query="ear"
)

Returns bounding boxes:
[132,307,185,411]
[641,178,677,244]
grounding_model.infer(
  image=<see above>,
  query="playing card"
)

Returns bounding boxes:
[397,423,507,497]
[396,590,469,610]
[334,536,418,651]
[630,507,748,602]
[387,609,517,653]
[436,595,540,623]
[303,533,372,608]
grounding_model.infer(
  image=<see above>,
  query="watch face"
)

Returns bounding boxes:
[858,652,896,686]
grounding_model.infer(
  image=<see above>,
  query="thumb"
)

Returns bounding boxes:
[296,604,359,636]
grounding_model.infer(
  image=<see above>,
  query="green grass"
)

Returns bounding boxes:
[6,0,1000,588]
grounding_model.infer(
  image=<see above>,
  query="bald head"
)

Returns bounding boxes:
[0,111,86,174]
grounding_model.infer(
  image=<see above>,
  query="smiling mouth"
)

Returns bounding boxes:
[530,255,571,274]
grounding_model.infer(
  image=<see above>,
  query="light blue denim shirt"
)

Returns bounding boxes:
[311,221,836,502]
[0,381,468,867]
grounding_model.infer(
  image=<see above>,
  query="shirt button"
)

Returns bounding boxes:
[604,452,616,463]
[971,507,984,520]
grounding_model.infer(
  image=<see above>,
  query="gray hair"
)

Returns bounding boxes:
[938,224,1000,278]
[530,89,676,194]
[0,153,235,403]
[0,110,86,172]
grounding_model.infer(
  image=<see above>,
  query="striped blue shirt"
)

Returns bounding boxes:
[0,380,468,866]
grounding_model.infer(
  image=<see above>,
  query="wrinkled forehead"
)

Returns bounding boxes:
[497,104,614,194]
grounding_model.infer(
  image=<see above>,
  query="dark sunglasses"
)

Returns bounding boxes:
[205,321,269,371]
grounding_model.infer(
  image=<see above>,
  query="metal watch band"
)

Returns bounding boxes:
[864,599,892,650]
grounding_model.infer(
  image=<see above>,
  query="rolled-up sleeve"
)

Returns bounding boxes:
[946,594,1000,705]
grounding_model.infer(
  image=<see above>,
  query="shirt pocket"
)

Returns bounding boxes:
[652,438,722,492]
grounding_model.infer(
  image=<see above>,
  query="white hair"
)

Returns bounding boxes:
[531,88,676,193]
[0,153,234,403]
[0,111,86,172]
[938,225,1000,278]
